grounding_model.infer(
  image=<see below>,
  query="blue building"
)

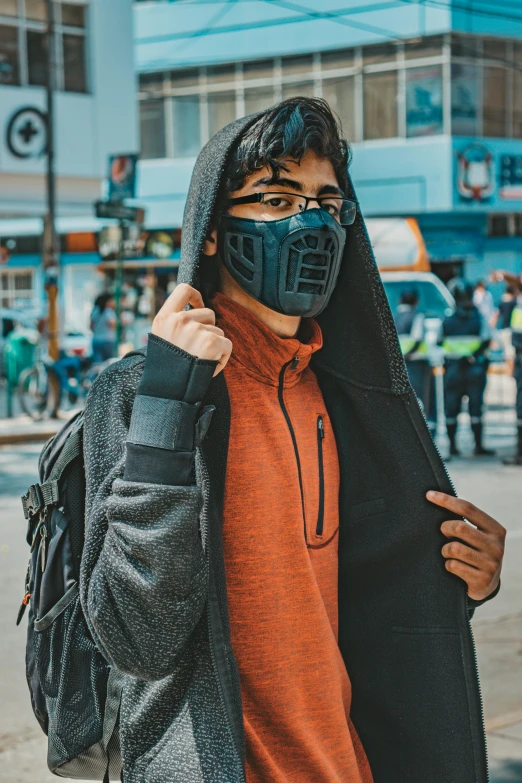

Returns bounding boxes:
[134,0,522,289]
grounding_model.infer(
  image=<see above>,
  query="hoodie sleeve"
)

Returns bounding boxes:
[81,345,215,681]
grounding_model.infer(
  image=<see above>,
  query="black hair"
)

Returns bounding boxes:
[94,293,113,313]
[400,289,419,307]
[221,97,351,203]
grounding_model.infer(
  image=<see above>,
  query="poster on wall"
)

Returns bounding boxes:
[451,63,479,136]
[499,155,522,200]
[406,66,443,137]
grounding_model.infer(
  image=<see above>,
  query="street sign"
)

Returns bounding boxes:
[6,106,47,159]
[108,154,139,202]
[95,200,145,224]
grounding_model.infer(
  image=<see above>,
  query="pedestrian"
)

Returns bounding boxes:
[495,284,516,372]
[394,288,436,436]
[490,271,522,465]
[473,279,496,326]
[441,279,494,457]
[82,99,504,783]
[89,293,116,362]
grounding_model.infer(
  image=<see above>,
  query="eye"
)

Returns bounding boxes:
[319,199,342,218]
[265,196,292,208]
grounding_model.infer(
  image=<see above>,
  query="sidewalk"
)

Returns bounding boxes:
[0,411,76,446]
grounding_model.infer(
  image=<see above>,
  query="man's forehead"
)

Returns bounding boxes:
[236,153,340,194]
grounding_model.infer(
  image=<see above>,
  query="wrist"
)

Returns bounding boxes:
[139,333,217,403]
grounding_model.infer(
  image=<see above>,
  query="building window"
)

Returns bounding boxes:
[406,65,443,137]
[0,270,34,309]
[0,0,88,92]
[451,62,479,136]
[322,77,355,141]
[27,29,47,86]
[488,215,509,237]
[0,0,18,15]
[514,43,522,139]
[140,100,166,159]
[363,71,398,140]
[483,66,507,137]
[172,95,200,157]
[244,86,274,115]
[137,33,453,160]
[281,80,315,100]
[208,91,236,138]
[0,23,20,84]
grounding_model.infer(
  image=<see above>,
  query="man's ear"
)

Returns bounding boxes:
[202,227,218,257]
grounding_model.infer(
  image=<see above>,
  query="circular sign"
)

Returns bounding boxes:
[6,107,47,159]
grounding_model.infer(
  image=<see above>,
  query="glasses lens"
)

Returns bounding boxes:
[339,200,357,226]
[259,193,304,218]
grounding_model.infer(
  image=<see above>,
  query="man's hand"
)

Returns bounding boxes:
[152,284,232,377]
[427,491,506,602]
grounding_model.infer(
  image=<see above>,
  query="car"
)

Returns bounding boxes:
[381,271,455,351]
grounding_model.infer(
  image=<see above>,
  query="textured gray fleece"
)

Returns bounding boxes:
[81,353,242,783]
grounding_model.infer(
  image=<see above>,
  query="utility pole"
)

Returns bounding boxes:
[44,0,60,363]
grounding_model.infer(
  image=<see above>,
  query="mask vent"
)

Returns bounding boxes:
[225,233,256,282]
[285,233,337,295]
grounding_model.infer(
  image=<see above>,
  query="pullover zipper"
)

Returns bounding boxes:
[278,358,307,540]
[316,416,325,536]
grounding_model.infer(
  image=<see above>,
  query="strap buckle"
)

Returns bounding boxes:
[21,480,60,521]
[22,483,44,521]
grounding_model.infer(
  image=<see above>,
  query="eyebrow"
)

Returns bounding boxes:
[251,176,344,198]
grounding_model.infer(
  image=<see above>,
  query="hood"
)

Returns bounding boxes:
[178,114,409,396]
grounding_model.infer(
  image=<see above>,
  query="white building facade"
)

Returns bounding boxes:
[0,0,138,329]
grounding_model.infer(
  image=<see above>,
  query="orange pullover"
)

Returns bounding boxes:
[213,293,372,783]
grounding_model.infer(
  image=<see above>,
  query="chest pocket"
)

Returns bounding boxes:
[305,413,340,548]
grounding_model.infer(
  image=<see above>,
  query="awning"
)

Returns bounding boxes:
[0,216,119,238]
[365,218,429,272]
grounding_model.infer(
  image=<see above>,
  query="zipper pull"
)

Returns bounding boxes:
[16,592,31,626]
[40,525,48,572]
[318,416,325,438]
[291,356,300,370]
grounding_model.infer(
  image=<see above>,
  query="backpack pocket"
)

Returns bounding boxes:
[32,589,112,771]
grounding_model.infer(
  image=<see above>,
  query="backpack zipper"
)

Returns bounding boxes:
[278,358,306,541]
[316,416,325,537]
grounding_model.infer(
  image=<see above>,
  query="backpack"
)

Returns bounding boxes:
[18,351,144,782]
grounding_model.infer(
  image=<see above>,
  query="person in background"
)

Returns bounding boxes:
[491,271,522,465]
[442,280,494,458]
[495,284,517,374]
[473,279,496,326]
[394,289,436,436]
[90,293,116,363]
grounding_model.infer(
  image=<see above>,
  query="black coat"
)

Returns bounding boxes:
[178,114,490,782]
[83,114,490,783]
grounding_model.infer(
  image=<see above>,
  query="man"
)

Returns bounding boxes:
[82,99,505,783]
[394,289,436,436]
[441,280,495,458]
[473,279,495,326]
[491,271,522,465]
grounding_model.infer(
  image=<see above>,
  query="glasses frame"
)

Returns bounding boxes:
[226,191,357,226]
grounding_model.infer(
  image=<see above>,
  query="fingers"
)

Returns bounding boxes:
[213,337,233,377]
[441,539,494,570]
[427,491,504,536]
[444,557,500,601]
[440,519,482,548]
[161,283,205,314]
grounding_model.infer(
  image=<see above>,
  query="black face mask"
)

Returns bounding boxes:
[218,208,346,318]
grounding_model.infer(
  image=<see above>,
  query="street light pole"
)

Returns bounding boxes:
[44,0,60,363]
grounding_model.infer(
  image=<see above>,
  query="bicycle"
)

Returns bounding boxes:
[18,352,115,421]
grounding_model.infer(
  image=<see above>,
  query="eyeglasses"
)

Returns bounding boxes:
[226,191,357,226]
